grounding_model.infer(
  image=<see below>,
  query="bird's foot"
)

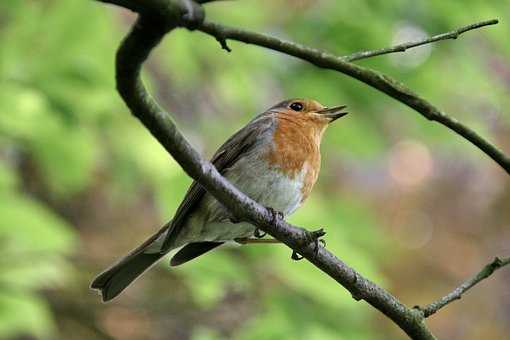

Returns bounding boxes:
[266,206,284,225]
[253,228,266,238]
[291,228,327,261]
[253,207,284,238]
[291,250,304,260]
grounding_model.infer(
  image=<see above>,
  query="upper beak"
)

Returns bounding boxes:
[317,105,348,123]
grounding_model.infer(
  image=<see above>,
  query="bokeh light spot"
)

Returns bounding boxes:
[388,139,434,188]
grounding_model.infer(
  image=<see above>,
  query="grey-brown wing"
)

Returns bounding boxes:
[160,113,275,252]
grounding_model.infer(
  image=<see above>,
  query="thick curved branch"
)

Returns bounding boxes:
[96,1,436,339]
[344,19,499,62]
[197,21,510,175]
[420,257,510,318]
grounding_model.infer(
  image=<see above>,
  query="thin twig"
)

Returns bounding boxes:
[197,20,510,175]
[419,257,510,317]
[344,19,499,62]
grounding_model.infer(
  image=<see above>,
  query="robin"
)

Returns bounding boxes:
[91,98,348,301]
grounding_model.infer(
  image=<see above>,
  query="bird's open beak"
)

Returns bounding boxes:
[317,105,348,123]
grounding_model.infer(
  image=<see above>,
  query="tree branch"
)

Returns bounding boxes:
[344,19,499,62]
[419,257,510,318]
[197,20,510,175]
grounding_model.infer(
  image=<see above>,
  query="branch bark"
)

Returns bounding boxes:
[93,0,509,338]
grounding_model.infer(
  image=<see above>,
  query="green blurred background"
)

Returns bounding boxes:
[1,1,509,339]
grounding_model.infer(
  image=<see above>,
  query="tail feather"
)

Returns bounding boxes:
[91,224,169,302]
[91,252,164,302]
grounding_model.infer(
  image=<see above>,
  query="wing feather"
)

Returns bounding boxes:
[160,113,274,251]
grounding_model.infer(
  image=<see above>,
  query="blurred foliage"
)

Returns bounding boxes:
[0,1,509,339]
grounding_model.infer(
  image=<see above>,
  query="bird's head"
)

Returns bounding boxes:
[269,98,348,127]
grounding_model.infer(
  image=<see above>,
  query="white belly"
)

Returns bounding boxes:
[226,155,305,216]
[147,154,307,251]
[195,155,306,242]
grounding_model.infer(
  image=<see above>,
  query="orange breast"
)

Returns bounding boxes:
[264,115,324,203]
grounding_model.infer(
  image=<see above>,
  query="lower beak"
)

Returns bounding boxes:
[317,105,348,123]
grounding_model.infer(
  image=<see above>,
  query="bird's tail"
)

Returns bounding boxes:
[90,224,169,302]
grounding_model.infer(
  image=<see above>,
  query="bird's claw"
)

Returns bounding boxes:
[291,228,327,261]
[254,207,284,238]
[253,228,266,238]
[266,206,284,224]
[291,250,304,260]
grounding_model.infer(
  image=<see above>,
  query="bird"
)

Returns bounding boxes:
[91,98,348,301]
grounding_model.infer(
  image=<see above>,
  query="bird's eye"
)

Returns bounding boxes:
[289,102,304,112]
